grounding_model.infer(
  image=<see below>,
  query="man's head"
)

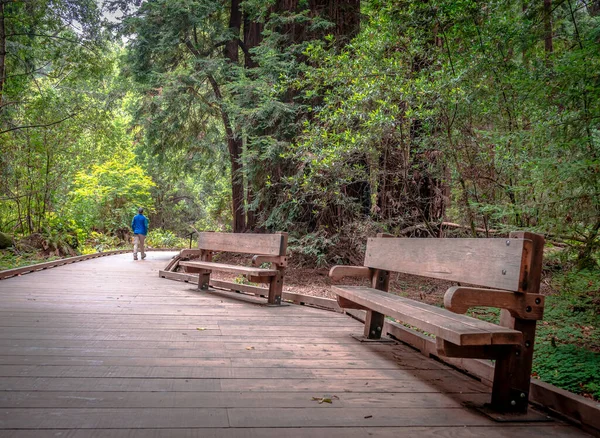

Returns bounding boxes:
[138,207,144,214]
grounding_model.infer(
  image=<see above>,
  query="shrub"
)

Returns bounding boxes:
[145,229,186,249]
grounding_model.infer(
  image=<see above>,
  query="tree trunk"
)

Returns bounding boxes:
[207,74,245,233]
[243,14,262,69]
[0,1,6,101]
[543,0,553,56]
[225,0,242,65]
[243,13,264,230]
[220,0,246,232]
[309,0,360,43]
[228,137,245,233]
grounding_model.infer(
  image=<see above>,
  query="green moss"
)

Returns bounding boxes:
[533,343,600,399]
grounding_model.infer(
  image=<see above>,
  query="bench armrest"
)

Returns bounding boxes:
[329,266,372,281]
[444,286,544,320]
[252,255,288,268]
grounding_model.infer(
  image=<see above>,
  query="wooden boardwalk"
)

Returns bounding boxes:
[0,252,590,437]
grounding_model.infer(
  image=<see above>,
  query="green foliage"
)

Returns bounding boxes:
[0,232,12,249]
[533,344,600,400]
[0,250,61,271]
[288,232,338,268]
[81,231,121,254]
[145,229,186,249]
[542,269,600,351]
[69,149,155,235]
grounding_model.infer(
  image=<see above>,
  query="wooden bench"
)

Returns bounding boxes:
[178,232,288,305]
[329,232,545,414]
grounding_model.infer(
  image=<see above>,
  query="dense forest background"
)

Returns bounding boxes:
[0,0,599,400]
[1,0,599,267]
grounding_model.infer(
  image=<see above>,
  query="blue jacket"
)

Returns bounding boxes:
[131,214,149,235]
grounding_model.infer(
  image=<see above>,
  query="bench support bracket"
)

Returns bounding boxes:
[489,232,544,413]
[364,310,385,339]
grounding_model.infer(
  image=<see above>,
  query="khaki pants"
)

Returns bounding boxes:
[133,234,146,259]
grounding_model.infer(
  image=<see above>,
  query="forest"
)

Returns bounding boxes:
[0,1,599,399]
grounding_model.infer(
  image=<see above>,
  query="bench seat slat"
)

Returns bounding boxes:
[179,261,278,277]
[333,286,522,347]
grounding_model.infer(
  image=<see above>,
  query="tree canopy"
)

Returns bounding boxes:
[0,0,598,267]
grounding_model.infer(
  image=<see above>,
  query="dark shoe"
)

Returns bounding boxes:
[141,255,146,260]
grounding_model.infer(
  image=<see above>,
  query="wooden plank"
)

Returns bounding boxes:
[363,237,528,291]
[1,426,590,438]
[0,408,229,428]
[0,376,484,394]
[0,356,441,371]
[530,380,600,434]
[226,407,495,428]
[334,286,522,346]
[218,376,486,393]
[0,346,420,362]
[436,339,511,359]
[179,261,278,277]
[160,272,342,312]
[282,293,341,311]
[0,390,484,409]
[0,250,592,436]
[198,232,286,256]
[0,377,222,392]
[159,270,198,282]
[0,250,130,280]
[512,231,545,294]
[0,365,463,380]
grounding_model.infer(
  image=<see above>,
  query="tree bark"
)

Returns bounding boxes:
[225,0,242,65]
[543,0,553,56]
[309,0,360,43]
[207,74,245,233]
[221,0,245,232]
[243,13,264,230]
[0,1,7,101]
[243,14,262,69]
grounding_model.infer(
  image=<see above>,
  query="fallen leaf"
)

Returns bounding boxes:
[196,327,206,331]
[246,346,255,350]
[311,395,339,404]
[364,415,373,419]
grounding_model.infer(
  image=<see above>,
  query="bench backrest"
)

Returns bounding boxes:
[198,232,287,256]
[363,233,543,293]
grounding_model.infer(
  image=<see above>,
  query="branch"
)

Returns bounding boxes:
[0,111,79,135]
[5,61,52,79]
[236,38,251,59]
[6,33,81,45]
[184,39,228,59]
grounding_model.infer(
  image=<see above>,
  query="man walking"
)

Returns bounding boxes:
[131,207,149,260]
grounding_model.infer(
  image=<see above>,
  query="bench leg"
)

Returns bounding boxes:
[199,272,210,290]
[364,310,385,339]
[491,315,537,413]
[267,273,283,305]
